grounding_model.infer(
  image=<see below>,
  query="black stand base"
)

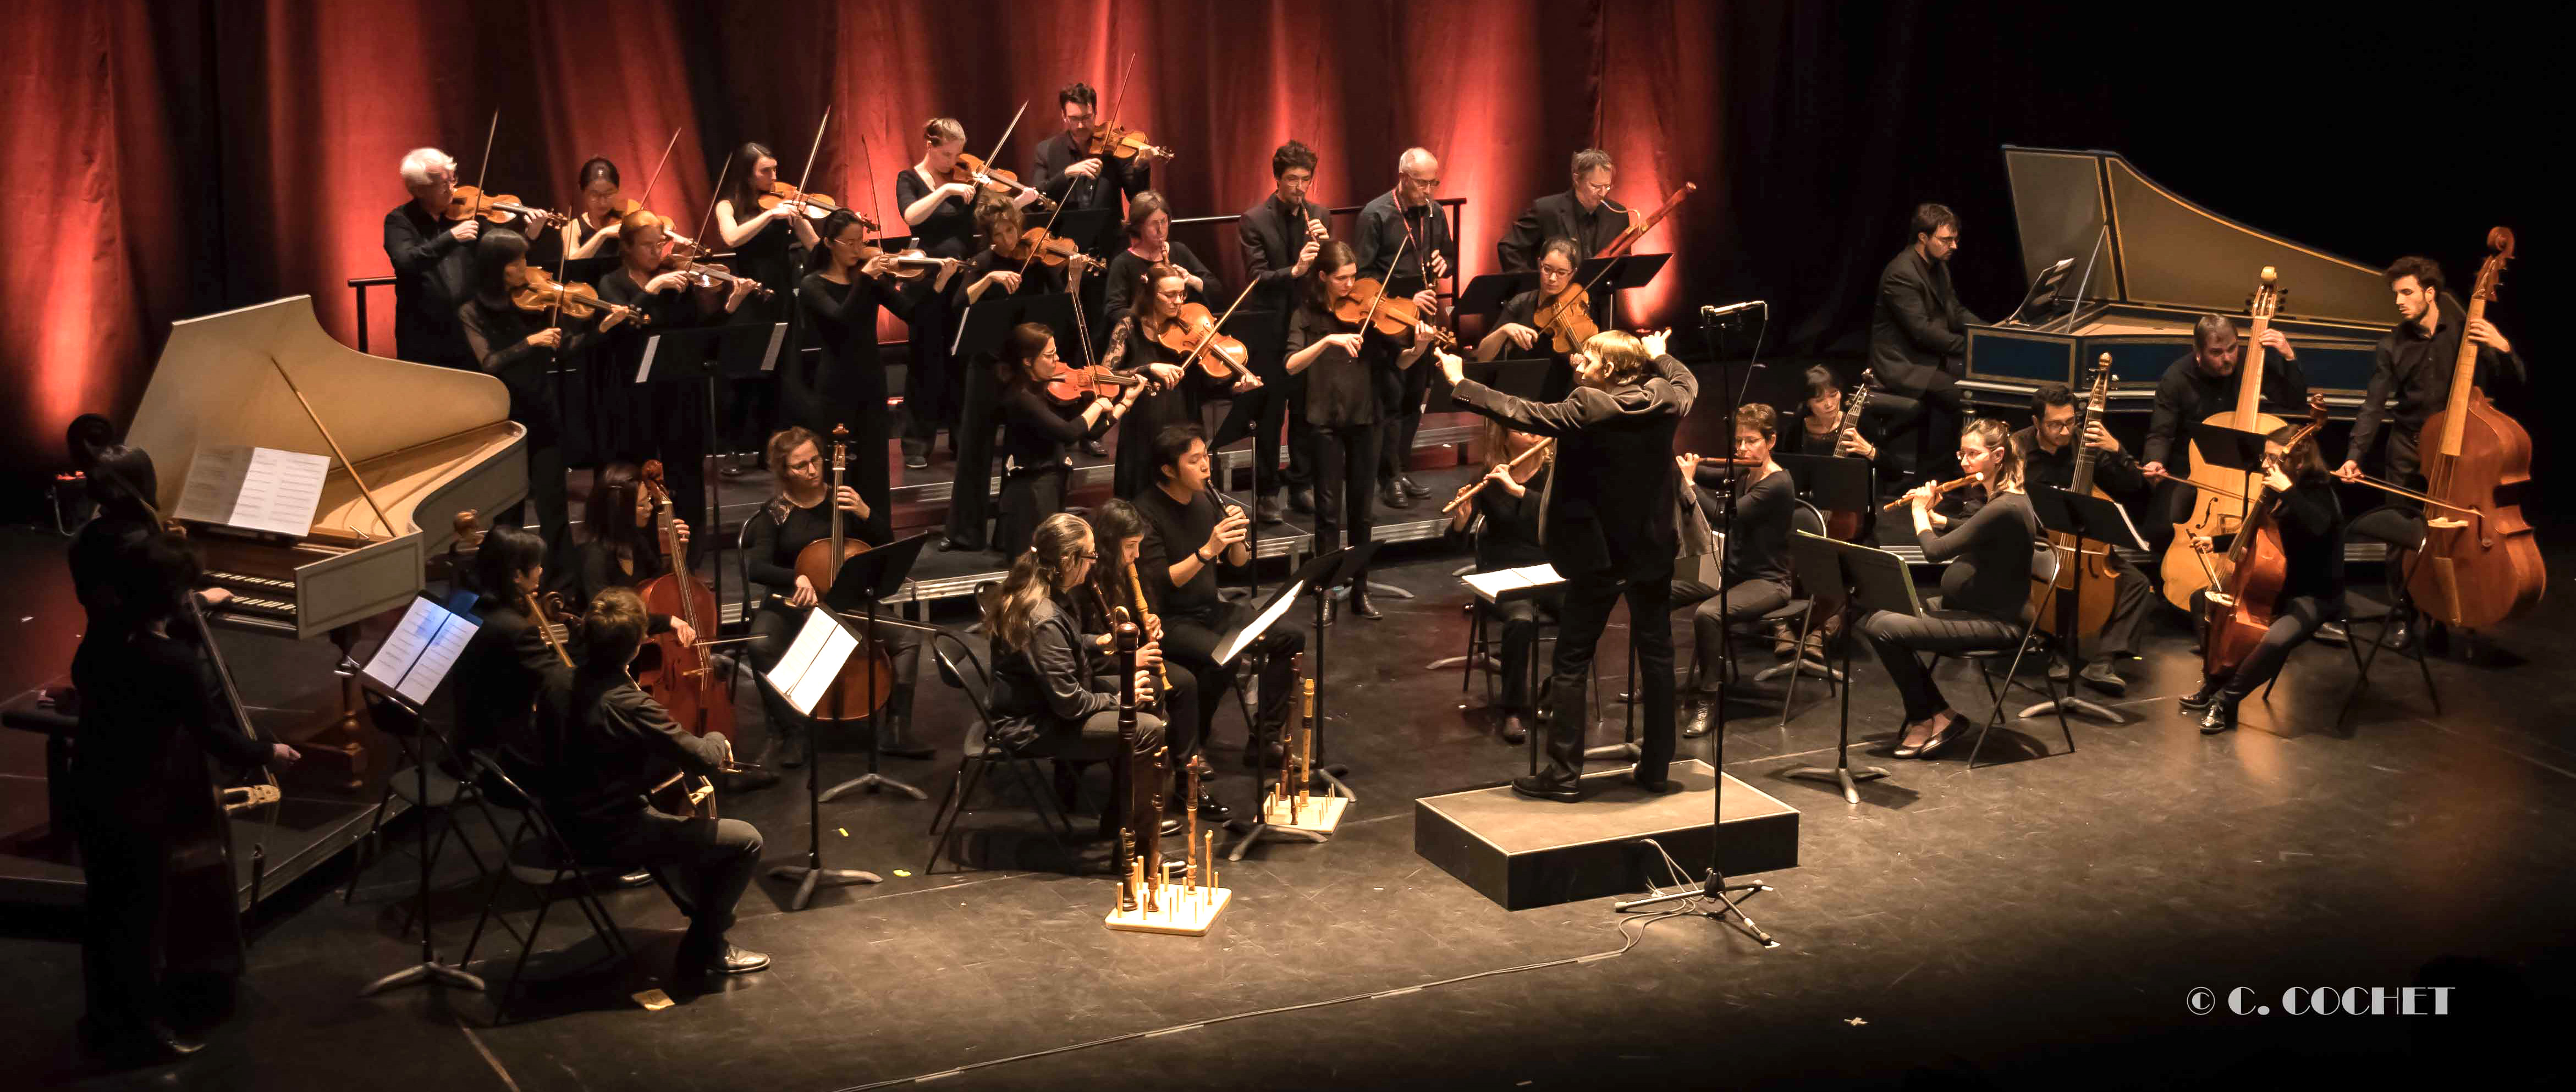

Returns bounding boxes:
[769,859,884,912]
[361,960,486,996]
[1615,867,1778,948]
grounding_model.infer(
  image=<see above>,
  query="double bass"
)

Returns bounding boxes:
[2031,355,2119,638]
[2200,395,2329,681]
[634,461,734,742]
[2161,268,2289,611]
[2409,227,2542,628]
[789,426,899,721]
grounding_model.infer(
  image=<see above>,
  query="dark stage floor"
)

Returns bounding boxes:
[3,523,2569,1090]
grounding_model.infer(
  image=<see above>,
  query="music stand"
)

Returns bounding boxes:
[636,321,788,617]
[1766,455,1874,685]
[762,605,880,911]
[354,597,487,996]
[1572,253,1670,329]
[1779,532,1894,804]
[2025,486,2149,724]
[818,532,932,805]
[1223,549,1353,859]
[1303,544,1374,790]
[2001,257,2077,327]
[2188,421,2274,512]
[1457,272,1540,322]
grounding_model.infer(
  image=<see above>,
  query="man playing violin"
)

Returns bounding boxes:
[1356,148,1457,510]
[1230,140,1331,525]
[1496,148,1629,273]
[1033,82,1153,254]
[386,147,503,369]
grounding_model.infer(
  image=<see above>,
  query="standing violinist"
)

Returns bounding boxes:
[2181,423,2346,733]
[797,207,957,538]
[458,229,630,564]
[1228,140,1330,526]
[713,142,820,474]
[2016,382,2152,696]
[536,157,649,268]
[595,210,761,538]
[1355,148,1455,511]
[995,323,1142,556]
[1477,236,1583,400]
[385,147,492,369]
[1032,82,1152,255]
[1496,149,1628,272]
[2334,256,2523,655]
[742,427,930,766]
[1285,240,1442,620]
[893,118,995,469]
[944,195,1081,552]
[1101,258,1253,499]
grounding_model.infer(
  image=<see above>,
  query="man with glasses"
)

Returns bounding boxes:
[1868,202,1982,480]
[1355,148,1457,510]
[1033,82,1153,253]
[1496,148,1628,272]
[2014,382,2151,694]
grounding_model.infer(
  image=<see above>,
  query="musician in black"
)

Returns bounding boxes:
[1033,81,1153,254]
[792,207,929,536]
[1133,427,1305,778]
[1867,203,1980,477]
[1102,191,1216,328]
[943,196,1069,551]
[1356,148,1456,509]
[70,532,296,1061]
[453,526,567,760]
[1089,499,1207,810]
[2182,424,2346,733]
[530,587,768,978]
[1445,420,1558,745]
[385,147,488,368]
[557,461,691,644]
[1863,419,2035,760]
[713,142,822,470]
[459,229,630,565]
[1229,140,1330,524]
[2335,256,2523,652]
[2016,382,2152,694]
[981,512,1170,768]
[995,323,1141,556]
[597,209,763,539]
[1287,241,1442,620]
[1477,236,1582,401]
[896,118,1006,470]
[1496,148,1627,271]
[1674,405,1798,740]
[2137,314,2308,553]
[1439,329,1694,799]
[1100,254,1254,498]
[1791,366,1900,464]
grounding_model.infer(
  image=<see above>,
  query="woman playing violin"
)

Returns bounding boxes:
[1102,258,1258,499]
[944,195,1088,551]
[712,142,818,468]
[593,209,761,532]
[1102,191,1213,326]
[2178,423,2346,735]
[794,207,956,528]
[995,323,1142,556]
[459,228,632,561]
[1283,240,1443,620]
[1478,236,1584,401]
[890,118,987,469]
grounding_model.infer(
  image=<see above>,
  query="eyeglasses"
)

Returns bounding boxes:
[1073,550,1099,561]
[1404,174,1442,189]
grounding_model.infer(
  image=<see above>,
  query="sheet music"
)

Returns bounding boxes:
[1217,580,1306,666]
[765,607,858,716]
[173,444,331,537]
[636,335,662,382]
[361,597,481,705]
[1462,563,1564,603]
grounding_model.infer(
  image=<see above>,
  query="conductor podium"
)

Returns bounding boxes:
[1413,760,1798,911]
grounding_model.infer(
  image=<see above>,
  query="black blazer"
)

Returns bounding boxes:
[1451,353,1698,582]
[452,594,569,760]
[985,594,1118,750]
[1496,190,1625,272]
[1868,248,1981,396]
[1239,194,1328,312]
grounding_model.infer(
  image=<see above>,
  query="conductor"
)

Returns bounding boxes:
[1436,328,1694,800]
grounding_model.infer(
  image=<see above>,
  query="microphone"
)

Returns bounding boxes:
[1699,300,1766,321]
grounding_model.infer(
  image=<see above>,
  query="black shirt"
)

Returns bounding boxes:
[384,201,477,364]
[1103,244,1217,328]
[2143,350,2310,470]
[896,168,976,258]
[2267,473,2346,602]
[2012,425,2147,500]
[1710,467,1796,588]
[1135,485,1228,621]
[1239,193,1330,315]
[794,272,913,437]
[998,384,1109,470]
[743,494,887,594]
[2346,296,2526,466]
[457,297,601,385]
[554,538,675,636]
[1032,131,1151,250]
[529,669,727,825]
[453,595,569,759]
[986,593,1116,748]
[1920,490,2036,617]
[722,202,800,321]
[1496,190,1624,272]
[70,627,272,830]
[1285,303,1382,427]
[1353,190,1454,299]
[1469,464,1552,572]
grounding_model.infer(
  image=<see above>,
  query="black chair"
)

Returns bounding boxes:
[456,751,659,1022]
[1934,545,2076,769]
[1771,501,1848,727]
[924,631,1077,875]
[2256,506,2435,730]
[340,692,499,915]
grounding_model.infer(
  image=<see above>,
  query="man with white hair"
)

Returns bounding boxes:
[383,147,491,367]
[1353,147,1457,510]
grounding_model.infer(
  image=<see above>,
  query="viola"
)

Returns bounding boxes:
[633,460,734,742]
[758,180,862,225]
[1045,365,1147,405]
[659,244,773,299]
[1329,277,1458,351]
[1152,301,1250,377]
[510,269,646,326]
[1531,284,1600,353]
[447,185,566,229]
[953,153,1058,212]
[788,426,899,721]
[2201,394,2330,681]
[2408,226,2542,628]
[997,227,1094,268]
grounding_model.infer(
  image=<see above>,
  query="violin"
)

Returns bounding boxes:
[952,153,1059,212]
[1045,364,1147,405]
[858,240,946,283]
[2200,394,2330,681]
[1086,120,1174,162]
[1152,301,1250,377]
[632,460,734,742]
[1532,284,1601,353]
[447,185,566,229]
[511,269,646,326]
[1329,278,1458,351]
[757,180,863,225]
[788,426,899,721]
[659,244,773,299]
[2407,226,2542,628]
[997,227,1096,269]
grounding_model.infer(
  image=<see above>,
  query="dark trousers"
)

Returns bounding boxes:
[2091,553,2154,659]
[2377,433,2428,602]
[2206,593,2343,702]
[495,373,572,566]
[1378,360,1432,485]
[73,808,171,1034]
[568,809,763,955]
[944,356,1003,549]
[1312,423,1381,585]
[902,296,959,450]
[1014,709,1166,764]
[1686,577,1792,693]
[1545,572,1676,781]
[1492,587,1564,711]
[1858,605,2023,722]
[1210,367,1309,495]
[1162,603,1305,747]
[637,380,711,535]
[994,464,1069,558]
[750,603,926,751]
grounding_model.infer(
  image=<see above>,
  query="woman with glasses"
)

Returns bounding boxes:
[1477,236,1585,400]
[1858,419,2037,760]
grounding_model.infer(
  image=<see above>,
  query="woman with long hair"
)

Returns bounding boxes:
[890,118,986,469]
[712,141,821,469]
[1284,239,1438,619]
[795,207,953,532]
[981,514,1171,775]
[554,459,696,651]
[2179,421,2346,733]
[994,323,1140,555]
[1859,418,2035,759]
[1100,259,1260,498]
[942,194,1078,551]
[595,208,758,500]
[458,227,629,564]
[1445,418,1556,743]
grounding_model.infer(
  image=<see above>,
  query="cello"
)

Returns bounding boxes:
[2409,227,2542,628]
[2200,395,2329,681]
[634,461,734,742]
[789,426,899,722]
[2031,355,2119,638]
[2161,267,2289,611]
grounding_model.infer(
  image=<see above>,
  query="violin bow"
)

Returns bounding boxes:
[634,128,681,209]
[855,127,885,238]
[689,155,733,260]
[1175,280,1261,375]
[976,101,1031,196]
[470,110,499,200]
[789,107,831,216]
[1077,53,1140,209]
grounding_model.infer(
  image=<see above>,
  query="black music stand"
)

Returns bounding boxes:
[636,321,788,617]
[1779,532,1895,804]
[2189,421,2274,511]
[2025,486,2149,724]
[818,532,932,806]
[1572,253,1670,329]
[762,605,879,912]
[1224,547,1359,860]
[1768,454,1874,685]
[1457,272,1540,322]
[352,598,487,997]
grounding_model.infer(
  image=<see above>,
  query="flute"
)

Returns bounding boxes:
[1883,474,1980,511]
[1444,438,1555,514]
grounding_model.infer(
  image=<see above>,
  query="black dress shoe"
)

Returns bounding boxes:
[2381,620,2414,652]
[1510,773,1583,803]
[1499,712,1530,745]
[1630,769,1681,793]
[2200,699,2239,735]
[2178,677,2223,713]
[2078,659,2127,697]
[1193,791,1233,822]
[1398,474,1431,498]
[1889,734,1924,759]
[688,944,771,977]
[80,1018,203,1062]
[1256,493,1286,526]
[1287,486,1315,514]
[1349,588,1382,620]
[1082,439,1109,458]
[1379,482,1412,509]
[1158,816,1185,837]
[1914,713,1968,758]
[1243,738,1287,769]
[2315,621,2350,647]
[1681,698,1715,738]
